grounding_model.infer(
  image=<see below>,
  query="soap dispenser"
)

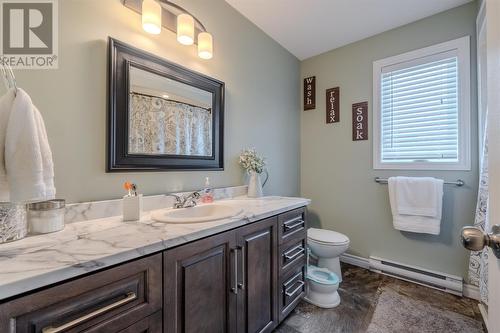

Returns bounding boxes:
[123,182,142,221]
[201,177,214,203]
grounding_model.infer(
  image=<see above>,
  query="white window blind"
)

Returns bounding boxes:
[381,56,459,163]
[373,36,470,170]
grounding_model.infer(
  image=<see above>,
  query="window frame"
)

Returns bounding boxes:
[372,36,471,170]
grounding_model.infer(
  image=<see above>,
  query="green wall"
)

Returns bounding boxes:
[14,0,300,203]
[300,2,479,277]
[11,0,479,277]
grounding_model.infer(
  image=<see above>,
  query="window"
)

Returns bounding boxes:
[373,36,471,170]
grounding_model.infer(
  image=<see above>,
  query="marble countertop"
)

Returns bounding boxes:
[0,196,310,301]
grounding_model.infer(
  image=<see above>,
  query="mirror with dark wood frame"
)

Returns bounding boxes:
[107,38,224,171]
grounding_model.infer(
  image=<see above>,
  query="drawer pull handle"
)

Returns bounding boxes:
[283,218,304,231]
[238,245,245,290]
[284,245,305,261]
[231,248,239,295]
[283,245,306,260]
[285,281,305,297]
[41,292,137,333]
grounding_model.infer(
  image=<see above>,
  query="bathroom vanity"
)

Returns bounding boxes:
[0,195,309,333]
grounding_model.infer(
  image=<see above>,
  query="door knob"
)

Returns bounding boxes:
[461,224,500,259]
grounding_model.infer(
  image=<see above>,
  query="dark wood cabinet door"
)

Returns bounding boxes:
[236,217,279,333]
[164,231,237,333]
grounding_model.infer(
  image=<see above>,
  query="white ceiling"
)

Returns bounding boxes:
[225,0,473,60]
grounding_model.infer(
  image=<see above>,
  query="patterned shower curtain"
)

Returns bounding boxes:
[128,93,212,156]
[468,109,489,304]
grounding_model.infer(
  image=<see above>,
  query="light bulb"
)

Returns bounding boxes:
[177,13,194,45]
[198,32,213,59]
[142,0,162,35]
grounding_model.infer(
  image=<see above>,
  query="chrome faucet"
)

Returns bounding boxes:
[169,191,201,209]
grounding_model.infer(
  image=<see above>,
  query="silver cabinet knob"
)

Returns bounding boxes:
[461,224,500,259]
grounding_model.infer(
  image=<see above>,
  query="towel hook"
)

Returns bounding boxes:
[0,64,10,91]
[0,62,17,96]
[7,64,17,96]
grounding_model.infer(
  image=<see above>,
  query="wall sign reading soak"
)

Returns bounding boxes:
[352,102,368,141]
[303,76,316,110]
[326,87,340,123]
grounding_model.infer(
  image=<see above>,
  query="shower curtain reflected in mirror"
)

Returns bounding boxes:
[128,93,212,156]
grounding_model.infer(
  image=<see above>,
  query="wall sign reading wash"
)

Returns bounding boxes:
[352,102,368,141]
[303,76,315,110]
[326,87,339,123]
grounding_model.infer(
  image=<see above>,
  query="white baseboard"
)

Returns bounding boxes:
[340,253,370,269]
[478,302,488,332]
[463,283,481,301]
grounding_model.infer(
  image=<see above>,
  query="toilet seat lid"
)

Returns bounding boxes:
[307,265,339,285]
[308,228,349,245]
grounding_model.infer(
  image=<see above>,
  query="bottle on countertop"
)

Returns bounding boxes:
[201,177,214,203]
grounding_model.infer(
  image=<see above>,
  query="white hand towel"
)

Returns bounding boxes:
[5,88,55,202]
[388,177,444,235]
[394,176,441,217]
[34,105,55,199]
[0,89,15,202]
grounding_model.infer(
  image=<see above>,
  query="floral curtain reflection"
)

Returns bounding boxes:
[129,92,212,156]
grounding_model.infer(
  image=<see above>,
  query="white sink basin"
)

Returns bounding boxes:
[151,204,243,223]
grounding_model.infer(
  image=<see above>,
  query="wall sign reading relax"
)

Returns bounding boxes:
[326,87,339,123]
[352,102,368,141]
[303,76,316,110]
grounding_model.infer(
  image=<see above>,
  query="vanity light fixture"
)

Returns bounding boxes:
[177,13,194,45]
[197,32,213,59]
[141,0,162,34]
[124,0,213,59]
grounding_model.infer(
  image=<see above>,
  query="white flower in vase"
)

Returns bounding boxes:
[239,149,268,198]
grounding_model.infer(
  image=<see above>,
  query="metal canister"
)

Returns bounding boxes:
[27,199,66,234]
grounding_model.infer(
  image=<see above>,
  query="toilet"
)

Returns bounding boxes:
[307,228,350,281]
[304,265,341,308]
[304,228,350,308]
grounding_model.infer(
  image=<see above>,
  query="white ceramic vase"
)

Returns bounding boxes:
[247,170,269,198]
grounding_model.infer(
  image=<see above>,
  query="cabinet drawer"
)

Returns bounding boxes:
[0,254,162,333]
[279,265,306,321]
[85,310,162,333]
[278,207,306,244]
[279,238,306,273]
[115,311,162,333]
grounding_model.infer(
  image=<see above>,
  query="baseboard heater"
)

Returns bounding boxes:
[369,256,463,296]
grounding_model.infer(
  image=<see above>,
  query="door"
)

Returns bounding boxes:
[163,231,237,333]
[486,0,500,330]
[462,1,500,331]
[236,217,279,333]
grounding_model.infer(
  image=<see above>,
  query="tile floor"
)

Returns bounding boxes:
[275,263,485,333]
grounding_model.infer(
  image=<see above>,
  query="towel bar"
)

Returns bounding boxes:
[374,177,465,187]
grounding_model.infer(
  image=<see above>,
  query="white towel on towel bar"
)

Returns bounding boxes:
[4,88,55,202]
[388,176,444,235]
[394,176,441,217]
